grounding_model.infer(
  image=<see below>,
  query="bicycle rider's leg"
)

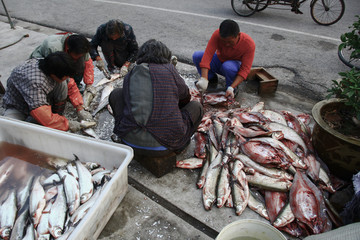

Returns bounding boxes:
[291,0,303,14]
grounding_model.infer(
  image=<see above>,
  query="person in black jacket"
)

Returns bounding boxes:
[90,19,139,76]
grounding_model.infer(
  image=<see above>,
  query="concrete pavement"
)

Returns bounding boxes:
[0,17,322,240]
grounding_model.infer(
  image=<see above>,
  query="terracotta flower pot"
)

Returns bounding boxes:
[312,98,360,180]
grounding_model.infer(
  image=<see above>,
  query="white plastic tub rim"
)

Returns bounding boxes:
[216,219,287,240]
[0,116,134,240]
[0,116,133,169]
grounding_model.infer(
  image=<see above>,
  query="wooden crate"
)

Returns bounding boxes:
[134,151,177,178]
[246,67,278,94]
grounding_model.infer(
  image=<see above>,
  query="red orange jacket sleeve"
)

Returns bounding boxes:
[67,78,84,111]
[30,105,69,131]
[83,58,94,85]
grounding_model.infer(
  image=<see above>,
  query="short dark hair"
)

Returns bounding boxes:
[39,52,77,79]
[219,19,240,38]
[106,19,124,37]
[136,39,172,64]
[67,34,90,54]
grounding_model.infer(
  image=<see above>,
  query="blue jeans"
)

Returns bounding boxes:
[192,51,242,87]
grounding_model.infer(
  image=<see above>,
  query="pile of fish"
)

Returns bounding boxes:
[177,89,342,237]
[0,155,117,239]
[80,73,122,139]
[83,73,121,115]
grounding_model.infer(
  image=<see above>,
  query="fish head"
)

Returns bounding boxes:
[50,227,63,238]
[216,198,224,208]
[204,198,214,211]
[38,235,51,240]
[235,205,245,215]
[80,193,93,204]
[0,228,11,239]
[272,131,284,140]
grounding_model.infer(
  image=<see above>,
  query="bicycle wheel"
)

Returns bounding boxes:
[310,0,345,26]
[338,46,360,70]
[257,0,269,12]
[231,0,259,17]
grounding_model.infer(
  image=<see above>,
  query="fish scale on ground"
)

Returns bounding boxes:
[0,154,118,239]
[176,93,338,238]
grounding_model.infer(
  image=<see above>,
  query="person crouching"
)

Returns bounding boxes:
[3,52,85,132]
[110,39,203,156]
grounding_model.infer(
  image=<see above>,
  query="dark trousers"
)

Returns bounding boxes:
[100,41,128,70]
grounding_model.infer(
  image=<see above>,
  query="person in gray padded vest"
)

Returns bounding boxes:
[109,39,203,156]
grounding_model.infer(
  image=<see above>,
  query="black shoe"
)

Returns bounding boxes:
[111,134,122,143]
[291,7,303,14]
[209,74,218,84]
[208,74,219,89]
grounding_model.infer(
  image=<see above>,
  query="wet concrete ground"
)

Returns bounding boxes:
[0,18,353,240]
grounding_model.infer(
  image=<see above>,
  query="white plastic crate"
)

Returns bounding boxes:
[0,117,133,239]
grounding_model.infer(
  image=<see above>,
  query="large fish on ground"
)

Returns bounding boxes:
[246,172,292,192]
[92,83,114,116]
[265,190,287,224]
[196,154,210,189]
[236,153,293,181]
[230,160,249,216]
[290,170,331,234]
[82,128,100,139]
[202,146,222,210]
[194,132,207,159]
[241,140,289,169]
[94,73,120,87]
[248,189,269,220]
[262,122,309,155]
[273,202,295,228]
[176,157,203,169]
[259,109,287,125]
[82,85,97,110]
[216,165,231,208]
[248,137,307,169]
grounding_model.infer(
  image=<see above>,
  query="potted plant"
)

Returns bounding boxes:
[311,16,360,181]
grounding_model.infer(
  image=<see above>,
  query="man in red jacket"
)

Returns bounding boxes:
[193,19,255,98]
[3,52,87,132]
